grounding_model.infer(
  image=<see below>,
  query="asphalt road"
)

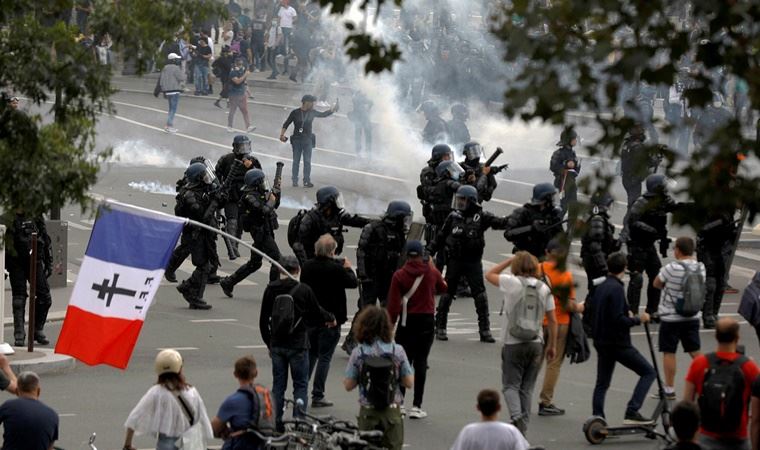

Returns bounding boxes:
[8,73,760,450]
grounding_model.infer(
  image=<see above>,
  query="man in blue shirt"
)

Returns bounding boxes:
[0,372,58,450]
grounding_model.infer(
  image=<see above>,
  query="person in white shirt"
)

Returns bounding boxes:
[276,0,297,74]
[450,389,531,450]
[486,251,557,437]
[653,236,705,400]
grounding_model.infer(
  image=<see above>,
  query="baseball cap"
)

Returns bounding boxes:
[404,240,424,257]
[301,94,317,103]
[167,53,182,60]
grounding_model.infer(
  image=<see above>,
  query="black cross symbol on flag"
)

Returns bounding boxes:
[91,273,138,307]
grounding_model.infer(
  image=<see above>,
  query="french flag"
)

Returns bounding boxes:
[55,202,185,369]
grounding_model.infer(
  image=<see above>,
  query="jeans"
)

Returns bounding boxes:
[271,347,309,431]
[166,94,179,127]
[228,93,250,129]
[156,434,179,450]
[395,314,435,407]
[193,64,209,94]
[501,342,543,425]
[291,136,313,184]
[307,327,341,400]
[281,28,292,72]
[593,344,656,418]
[699,434,750,450]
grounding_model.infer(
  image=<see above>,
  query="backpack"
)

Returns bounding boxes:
[506,278,545,341]
[270,285,301,340]
[698,353,748,434]
[675,261,706,317]
[359,345,399,410]
[287,209,307,248]
[239,384,275,437]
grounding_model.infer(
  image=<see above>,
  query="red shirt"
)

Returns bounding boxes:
[685,351,760,440]
[387,260,447,324]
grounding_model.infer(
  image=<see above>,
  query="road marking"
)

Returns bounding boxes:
[190,318,238,323]
[156,347,199,351]
[58,413,77,417]
[234,345,269,349]
[631,321,748,336]
[67,221,92,231]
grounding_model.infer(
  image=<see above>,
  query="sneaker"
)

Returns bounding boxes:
[303,182,314,188]
[538,403,565,416]
[34,332,50,346]
[408,407,427,419]
[292,181,299,187]
[435,328,448,341]
[226,127,235,132]
[164,127,178,133]
[266,75,277,80]
[623,411,655,425]
[511,416,527,435]
[214,100,223,109]
[220,277,234,298]
[400,406,406,418]
[311,398,334,408]
[650,391,676,401]
[246,125,257,133]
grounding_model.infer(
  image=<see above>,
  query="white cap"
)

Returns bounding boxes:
[167,53,181,60]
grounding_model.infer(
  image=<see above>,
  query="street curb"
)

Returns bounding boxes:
[8,348,76,375]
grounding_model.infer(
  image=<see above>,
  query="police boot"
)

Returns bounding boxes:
[34,294,52,346]
[435,296,452,341]
[475,294,495,343]
[11,296,26,347]
[189,270,212,310]
[164,253,181,282]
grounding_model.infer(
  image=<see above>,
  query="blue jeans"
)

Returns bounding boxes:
[307,327,341,400]
[593,344,656,418]
[291,137,313,184]
[271,347,309,431]
[156,433,179,450]
[166,94,179,127]
[194,64,209,93]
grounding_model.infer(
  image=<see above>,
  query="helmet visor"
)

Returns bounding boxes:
[452,194,469,211]
[334,193,345,210]
[203,159,218,186]
[447,162,465,180]
[262,177,271,192]
[402,213,413,233]
[464,144,482,161]
[235,140,252,155]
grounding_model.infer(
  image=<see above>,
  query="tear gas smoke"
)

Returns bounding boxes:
[127,181,177,195]
[109,140,187,168]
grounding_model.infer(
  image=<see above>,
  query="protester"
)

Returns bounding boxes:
[191,37,213,96]
[667,401,702,450]
[259,255,336,431]
[653,236,705,400]
[0,355,17,395]
[344,305,414,450]
[387,240,447,419]
[684,318,760,450]
[738,271,760,348]
[590,252,656,425]
[212,45,234,109]
[264,16,284,79]
[537,239,583,416]
[251,10,267,71]
[277,0,298,75]
[211,355,274,450]
[485,251,557,436]
[301,234,358,408]
[0,372,56,450]
[159,53,186,133]
[227,56,255,132]
[450,389,531,450]
[751,374,760,450]
[123,349,212,450]
[280,95,337,188]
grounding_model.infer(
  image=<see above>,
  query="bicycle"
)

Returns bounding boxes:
[282,399,385,450]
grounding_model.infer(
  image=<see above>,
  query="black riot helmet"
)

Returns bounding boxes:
[435,160,465,180]
[590,191,614,214]
[453,185,479,211]
[530,182,557,206]
[645,173,667,194]
[451,103,469,121]
[384,200,413,233]
[243,169,269,191]
[185,162,213,185]
[431,144,452,162]
[557,128,578,147]
[316,186,345,210]
[463,142,482,163]
[232,135,252,157]
[418,100,440,118]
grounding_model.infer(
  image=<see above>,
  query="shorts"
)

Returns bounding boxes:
[658,320,701,354]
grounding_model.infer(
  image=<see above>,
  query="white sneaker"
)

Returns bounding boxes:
[226,127,234,132]
[408,407,427,419]
[164,127,178,133]
[246,125,257,133]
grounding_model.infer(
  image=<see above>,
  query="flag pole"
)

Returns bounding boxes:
[98,198,297,281]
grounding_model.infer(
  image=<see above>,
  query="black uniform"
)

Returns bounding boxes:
[422,116,448,145]
[175,182,219,308]
[620,135,660,208]
[503,204,565,259]
[215,152,262,258]
[447,117,470,152]
[462,159,497,202]
[292,208,370,265]
[5,214,53,345]
[224,187,282,289]
[697,212,738,327]
[580,210,619,287]
[549,145,580,217]
[433,208,509,340]
[425,176,460,268]
[417,161,439,225]
[356,219,406,308]
[625,192,678,314]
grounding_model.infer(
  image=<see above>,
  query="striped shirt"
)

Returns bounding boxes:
[657,258,706,322]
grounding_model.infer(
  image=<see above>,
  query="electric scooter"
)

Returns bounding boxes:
[582,322,675,445]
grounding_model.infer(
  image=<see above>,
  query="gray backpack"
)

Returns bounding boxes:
[508,279,545,340]
[676,261,706,317]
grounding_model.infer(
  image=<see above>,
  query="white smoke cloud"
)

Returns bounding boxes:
[109,140,187,168]
[127,181,177,195]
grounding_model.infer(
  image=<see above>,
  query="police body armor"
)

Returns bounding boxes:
[444,211,486,261]
[239,190,279,237]
[357,220,405,287]
[580,212,619,279]
[429,178,460,225]
[627,194,673,245]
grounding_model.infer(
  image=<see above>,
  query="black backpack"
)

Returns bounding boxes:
[359,345,399,410]
[287,209,307,248]
[270,285,301,340]
[698,353,748,434]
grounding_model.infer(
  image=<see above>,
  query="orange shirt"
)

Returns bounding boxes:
[540,261,576,326]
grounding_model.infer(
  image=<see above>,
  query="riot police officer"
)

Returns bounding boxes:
[447,103,471,152]
[580,191,620,292]
[290,186,370,264]
[626,174,678,315]
[174,162,219,310]
[426,160,464,268]
[220,169,283,298]
[550,129,581,218]
[697,212,738,329]
[342,201,413,353]
[460,142,498,202]
[620,124,661,209]
[419,101,448,145]
[432,185,509,343]
[215,135,262,259]
[5,213,53,346]
[503,183,565,259]
[418,144,453,233]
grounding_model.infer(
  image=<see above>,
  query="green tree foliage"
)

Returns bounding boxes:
[0,0,223,220]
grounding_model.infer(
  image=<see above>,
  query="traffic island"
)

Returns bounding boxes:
[7,348,75,375]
